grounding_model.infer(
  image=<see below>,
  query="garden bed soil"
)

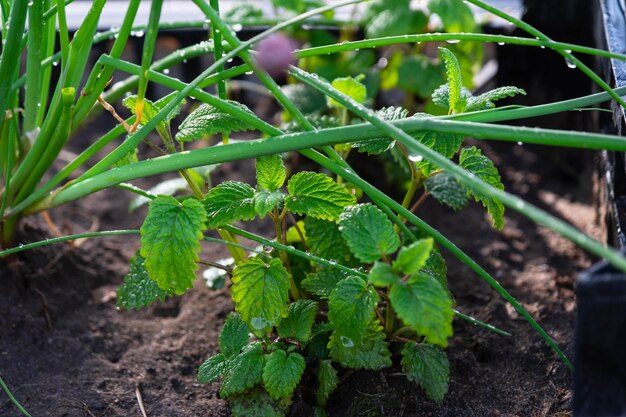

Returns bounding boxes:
[0,137,599,417]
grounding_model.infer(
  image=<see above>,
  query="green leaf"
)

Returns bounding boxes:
[123,94,184,139]
[304,217,353,263]
[230,387,288,417]
[307,323,332,360]
[338,204,400,263]
[117,253,171,309]
[393,238,434,275]
[316,360,338,406]
[221,342,265,398]
[203,181,256,228]
[439,48,464,113]
[277,300,318,343]
[329,319,391,370]
[365,8,427,39]
[401,343,450,403]
[254,190,285,218]
[459,147,505,229]
[466,86,526,112]
[231,257,291,333]
[113,145,138,168]
[431,84,472,112]
[283,114,342,134]
[422,247,449,293]
[220,313,251,358]
[428,0,477,33]
[368,262,399,288]
[285,172,356,221]
[198,354,228,384]
[397,55,446,98]
[140,196,206,294]
[425,172,469,211]
[328,276,379,344]
[175,101,256,142]
[281,83,327,117]
[263,350,306,400]
[256,154,286,191]
[412,127,464,176]
[389,274,454,347]
[351,107,408,155]
[301,269,347,299]
[327,75,367,108]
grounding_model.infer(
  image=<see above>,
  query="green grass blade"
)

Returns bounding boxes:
[24,0,44,133]
[0,376,32,417]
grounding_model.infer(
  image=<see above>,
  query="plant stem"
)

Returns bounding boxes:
[0,376,31,417]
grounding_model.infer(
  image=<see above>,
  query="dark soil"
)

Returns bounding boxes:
[0,135,599,417]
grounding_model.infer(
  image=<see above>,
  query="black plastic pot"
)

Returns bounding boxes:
[574,1,626,416]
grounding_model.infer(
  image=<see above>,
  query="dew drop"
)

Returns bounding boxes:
[232,24,243,32]
[515,201,525,210]
[340,336,354,348]
[163,68,170,74]
[565,59,576,69]
[497,42,505,46]
[263,244,273,254]
[408,154,423,162]
[446,39,460,44]
[517,141,523,146]
[251,317,268,330]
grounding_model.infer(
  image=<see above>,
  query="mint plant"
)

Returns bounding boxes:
[4,0,626,416]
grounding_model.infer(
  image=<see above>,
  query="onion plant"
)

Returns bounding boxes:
[1,0,626,415]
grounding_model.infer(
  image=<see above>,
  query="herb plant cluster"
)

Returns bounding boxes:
[2,0,626,416]
[114,48,521,415]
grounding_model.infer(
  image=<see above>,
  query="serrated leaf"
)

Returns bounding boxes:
[198,354,228,384]
[393,238,434,275]
[329,319,391,370]
[431,84,472,111]
[285,172,356,221]
[422,247,449,293]
[263,350,306,400]
[231,257,291,333]
[140,196,206,294]
[304,217,353,263]
[401,343,450,403]
[256,154,286,191]
[316,360,338,406]
[277,300,318,343]
[254,190,285,218]
[413,128,464,176]
[230,386,288,417]
[117,253,170,309]
[368,261,399,288]
[425,172,469,211]
[203,181,256,228]
[439,48,464,113]
[301,269,347,299]
[466,86,526,112]
[351,107,408,155]
[339,204,400,263]
[221,342,265,398]
[220,313,251,358]
[389,274,454,347]
[328,76,367,108]
[328,276,379,344]
[307,323,332,359]
[459,147,505,229]
[176,101,256,142]
[283,114,341,134]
